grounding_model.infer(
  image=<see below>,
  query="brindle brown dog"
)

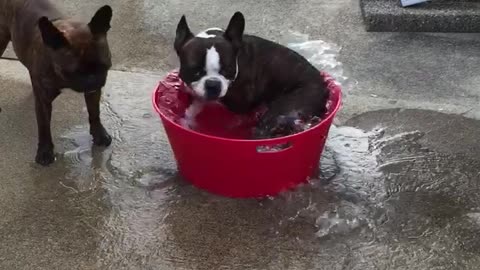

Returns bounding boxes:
[0,0,113,166]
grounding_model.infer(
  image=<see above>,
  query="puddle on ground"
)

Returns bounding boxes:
[53,104,480,269]
[25,36,480,269]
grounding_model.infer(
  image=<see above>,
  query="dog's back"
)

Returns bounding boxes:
[0,0,61,59]
[223,34,328,118]
[244,34,324,97]
[0,0,13,23]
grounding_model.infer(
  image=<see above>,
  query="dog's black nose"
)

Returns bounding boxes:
[204,78,222,99]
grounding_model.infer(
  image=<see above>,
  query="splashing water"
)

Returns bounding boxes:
[179,100,203,129]
[275,124,429,239]
[326,125,386,203]
[282,31,350,88]
[312,125,385,238]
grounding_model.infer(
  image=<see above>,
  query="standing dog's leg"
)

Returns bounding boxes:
[33,84,59,166]
[84,90,112,146]
[0,28,10,56]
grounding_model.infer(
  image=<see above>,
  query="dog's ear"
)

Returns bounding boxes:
[225,12,245,49]
[175,15,194,53]
[89,5,113,35]
[38,17,69,50]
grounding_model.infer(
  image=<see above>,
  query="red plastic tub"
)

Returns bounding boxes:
[152,71,341,198]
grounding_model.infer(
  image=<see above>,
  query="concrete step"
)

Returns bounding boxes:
[360,0,480,32]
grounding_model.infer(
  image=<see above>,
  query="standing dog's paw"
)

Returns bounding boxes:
[35,146,55,166]
[91,125,112,147]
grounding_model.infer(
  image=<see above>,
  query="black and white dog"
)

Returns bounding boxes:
[174,12,329,138]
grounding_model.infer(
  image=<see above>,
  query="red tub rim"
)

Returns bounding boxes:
[152,73,342,144]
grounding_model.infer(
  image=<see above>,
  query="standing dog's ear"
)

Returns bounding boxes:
[225,12,245,50]
[38,17,69,50]
[89,5,113,35]
[175,15,194,53]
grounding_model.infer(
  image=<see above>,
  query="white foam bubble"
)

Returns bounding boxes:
[466,213,480,226]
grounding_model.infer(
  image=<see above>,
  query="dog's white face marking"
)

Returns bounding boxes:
[195,27,223,39]
[190,46,231,99]
[206,46,220,73]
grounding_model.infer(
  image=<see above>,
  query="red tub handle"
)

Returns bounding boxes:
[255,137,295,154]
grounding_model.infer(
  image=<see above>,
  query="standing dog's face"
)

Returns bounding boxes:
[174,12,245,101]
[38,6,113,93]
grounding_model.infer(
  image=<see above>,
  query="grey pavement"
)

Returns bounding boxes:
[360,0,480,33]
[1,0,480,269]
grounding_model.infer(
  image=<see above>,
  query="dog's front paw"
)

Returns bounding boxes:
[91,125,112,147]
[35,146,55,166]
[253,127,270,140]
[254,116,296,139]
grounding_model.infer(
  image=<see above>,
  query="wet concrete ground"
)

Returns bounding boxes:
[1,0,480,269]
